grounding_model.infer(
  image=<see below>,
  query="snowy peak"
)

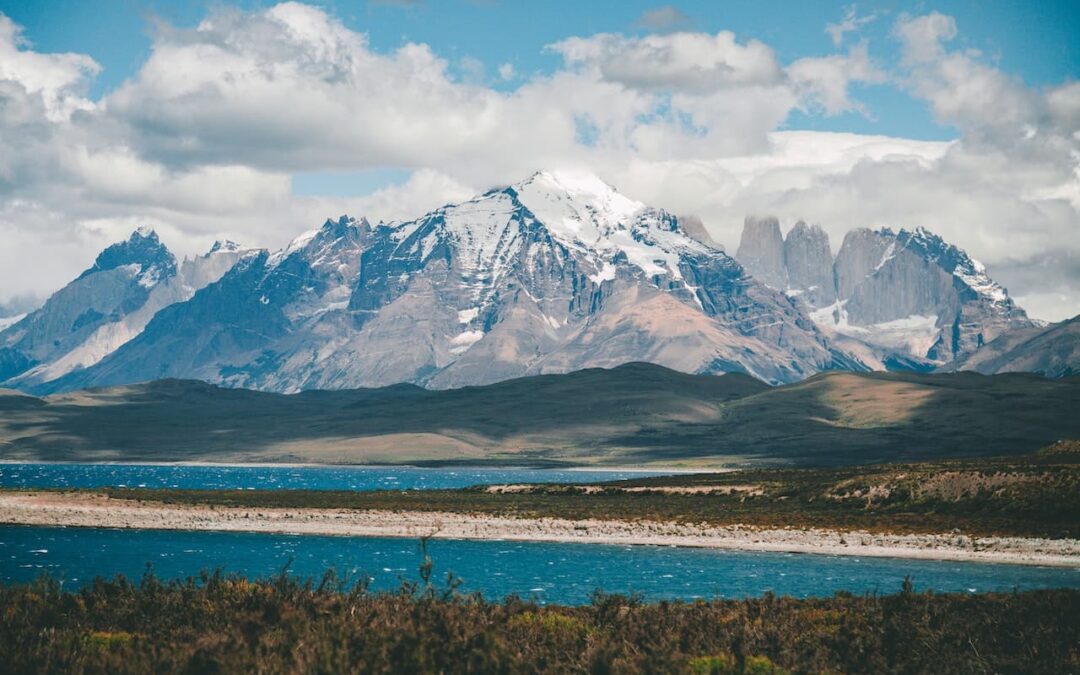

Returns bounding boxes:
[207,240,242,255]
[512,170,711,281]
[0,227,255,388]
[77,228,177,288]
[270,215,370,269]
[384,170,714,290]
[512,169,684,245]
[514,170,646,235]
[894,227,1012,306]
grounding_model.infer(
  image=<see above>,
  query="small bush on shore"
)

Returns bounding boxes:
[0,570,1077,674]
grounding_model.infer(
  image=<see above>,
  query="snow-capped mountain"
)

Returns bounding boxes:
[735,219,1033,366]
[0,229,249,388]
[24,171,862,394]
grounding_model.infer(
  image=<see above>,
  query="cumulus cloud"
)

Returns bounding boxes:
[788,42,884,115]
[0,13,99,119]
[0,4,1076,322]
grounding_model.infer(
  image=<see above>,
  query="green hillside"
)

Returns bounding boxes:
[0,364,1076,466]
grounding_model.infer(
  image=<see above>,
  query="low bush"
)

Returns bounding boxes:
[0,571,1076,674]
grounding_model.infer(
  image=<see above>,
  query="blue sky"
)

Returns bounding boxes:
[4,0,1077,144]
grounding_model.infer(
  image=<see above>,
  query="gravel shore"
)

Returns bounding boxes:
[2,491,1077,567]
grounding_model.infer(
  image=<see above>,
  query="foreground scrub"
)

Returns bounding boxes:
[1,572,1077,674]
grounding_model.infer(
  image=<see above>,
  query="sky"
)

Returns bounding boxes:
[0,0,1077,320]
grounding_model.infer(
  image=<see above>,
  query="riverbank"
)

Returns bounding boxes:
[2,491,1077,567]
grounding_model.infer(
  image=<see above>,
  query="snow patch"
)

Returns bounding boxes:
[954,257,1009,304]
[589,262,616,284]
[0,313,26,332]
[873,241,896,273]
[449,329,485,354]
[267,228,320,267]
[811,303,941,358]
[457,307,480,324]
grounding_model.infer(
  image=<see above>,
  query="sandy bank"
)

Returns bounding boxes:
[1,492,1077,568]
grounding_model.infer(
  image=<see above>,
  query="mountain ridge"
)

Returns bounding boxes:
[18,171,855,394]
[735,218,1034,367]
[0,170,1065,395]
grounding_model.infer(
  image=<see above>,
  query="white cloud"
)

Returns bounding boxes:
[548,31,784,94]
[895,12,956,64]
[788,42,884,115]
[340,169,476,223]
[0,13,99,120]
[825,6,878,48]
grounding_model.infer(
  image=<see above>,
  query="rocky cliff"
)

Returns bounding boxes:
[735,220,1034,365]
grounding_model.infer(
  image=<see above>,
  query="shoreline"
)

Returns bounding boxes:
[2,492,1077,568]
[0,460,699,473]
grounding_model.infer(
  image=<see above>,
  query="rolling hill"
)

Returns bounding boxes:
[1,363,1075,466]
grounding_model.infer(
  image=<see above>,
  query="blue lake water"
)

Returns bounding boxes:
[0,463,668,491]
[2,526,1077,604]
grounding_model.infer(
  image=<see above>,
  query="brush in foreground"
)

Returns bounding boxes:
[1,571,1077,674]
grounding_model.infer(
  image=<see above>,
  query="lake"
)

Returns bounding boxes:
[2,463,1077,603]
[2,526,1077,604]
[0,463,671,491]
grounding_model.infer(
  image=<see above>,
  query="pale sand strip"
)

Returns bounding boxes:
[1,492,1077,568]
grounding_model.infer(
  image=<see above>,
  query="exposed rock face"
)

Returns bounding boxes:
[0,230,249,387]
[831,228,1032,362]
[27,171,857,394]
[676,214,720,249]
[735,216,787,289]
[832,228,895,302]
[783,221,835,307]
[949,315,1079,377]
[734,220,1034,365]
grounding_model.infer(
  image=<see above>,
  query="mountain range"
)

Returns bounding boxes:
[0,170,1073,394]
[736,216,1037,369]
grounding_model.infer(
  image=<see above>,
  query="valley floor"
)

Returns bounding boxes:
[2,491,1077,568]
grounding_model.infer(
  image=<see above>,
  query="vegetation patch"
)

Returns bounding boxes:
[0,571,1076,674]
[58,452,1080,538]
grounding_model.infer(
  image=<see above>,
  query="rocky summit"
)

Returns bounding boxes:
[0,229,248,389]
[734,218,1034,368]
